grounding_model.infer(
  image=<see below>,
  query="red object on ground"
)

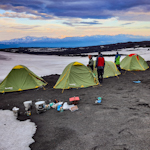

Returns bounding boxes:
[69,97,80,102]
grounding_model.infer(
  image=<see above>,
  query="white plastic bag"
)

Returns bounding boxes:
[62,102,75,110]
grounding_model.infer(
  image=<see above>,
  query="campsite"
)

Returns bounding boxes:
[0,49,150,150]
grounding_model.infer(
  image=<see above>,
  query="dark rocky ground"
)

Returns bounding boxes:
[1,41,150,56]
[0,62,150,150]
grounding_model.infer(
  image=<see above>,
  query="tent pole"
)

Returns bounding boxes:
[62,89,64,93]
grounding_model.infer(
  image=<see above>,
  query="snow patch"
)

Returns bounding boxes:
[0,110,36,150]
[0,47,150,82]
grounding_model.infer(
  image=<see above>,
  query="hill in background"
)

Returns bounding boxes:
[1,34,150,50]
[1,40,150,56]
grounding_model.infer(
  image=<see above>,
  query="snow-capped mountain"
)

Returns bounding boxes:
[1,36,55,43]
[0,34,150,49]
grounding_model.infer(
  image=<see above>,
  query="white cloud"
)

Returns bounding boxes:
[0,11,55,20]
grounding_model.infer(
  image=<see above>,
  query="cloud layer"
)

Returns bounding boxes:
[0,0,150,20]
[0,0,150,41]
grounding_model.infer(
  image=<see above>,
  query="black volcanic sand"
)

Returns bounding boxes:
[0,62,150,150]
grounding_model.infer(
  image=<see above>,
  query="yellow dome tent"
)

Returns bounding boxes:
[0,65,47,93]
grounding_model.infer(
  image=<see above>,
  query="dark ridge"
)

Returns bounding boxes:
[0,41,150,56]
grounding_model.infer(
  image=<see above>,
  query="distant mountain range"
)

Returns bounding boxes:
[0,34,150,49]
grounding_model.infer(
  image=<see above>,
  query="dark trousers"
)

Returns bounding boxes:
[90,65,93,71]
[116,65,121,72]
[97,69,104,83]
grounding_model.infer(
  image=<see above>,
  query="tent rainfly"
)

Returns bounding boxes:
[120,53,149,71]
[53,62,99,91]
[0,65,47,93]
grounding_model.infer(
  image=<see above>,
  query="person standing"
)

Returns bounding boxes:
[87,55,94,71]
[95,52,105,83]
[115,52,121,72]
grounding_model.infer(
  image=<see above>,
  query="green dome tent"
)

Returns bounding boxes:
[120,53,149,71]
[53,62,99,91]
[93,61,121,78]
[0,65,47,93]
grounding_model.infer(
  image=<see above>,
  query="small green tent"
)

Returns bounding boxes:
[93,61,121,78]
[53,62,99,91]
[120,53,149,71]
[0,65,47,93]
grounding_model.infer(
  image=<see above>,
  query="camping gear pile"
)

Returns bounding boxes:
[50,97,79,112]
[11,97,80,117]
[23,100,53,115]
[31,98,80,114]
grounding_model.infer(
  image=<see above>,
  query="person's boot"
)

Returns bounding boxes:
[98,79,101,83]
[98,79,102,86]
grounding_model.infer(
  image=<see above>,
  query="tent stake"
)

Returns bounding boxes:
[123,71,127,75]
[43,87,46,90]
[130,72,136,75]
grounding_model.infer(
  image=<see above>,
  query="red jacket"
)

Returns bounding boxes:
[95,55,105,69]
[97,57,105,67]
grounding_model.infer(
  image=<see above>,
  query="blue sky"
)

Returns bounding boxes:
[0,0,150,41]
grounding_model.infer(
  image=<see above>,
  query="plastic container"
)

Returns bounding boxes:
[98,97,102,100]
[95,97,102,104]
[23,100,32,111]
[12,107,19,117]
[50,102,54,107]
[27,111,31,116]
[35,101,46,114]
[57,105,62,111]
[45,104,50,110]
[133,80,141,83]
[60,107,63,112]
[35,101,45,109]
